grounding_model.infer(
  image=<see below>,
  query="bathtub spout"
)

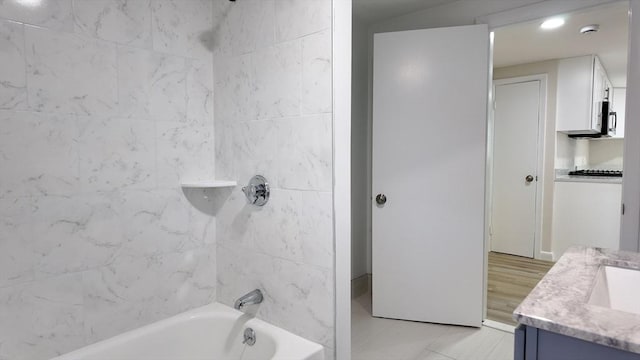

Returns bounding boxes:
[234,289,263,310]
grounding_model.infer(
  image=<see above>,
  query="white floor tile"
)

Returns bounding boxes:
[351,293,515,360]
[426,326,506,360]
[485,333,515,360]
[352,293,395,347]
[351,293,441,359]
[413,349,455,360]
[354,319,453,360]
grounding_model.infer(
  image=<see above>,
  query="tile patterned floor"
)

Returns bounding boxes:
[352,292,514,360]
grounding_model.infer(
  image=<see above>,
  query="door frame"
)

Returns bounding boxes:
[621,0,640,252]
[333,0,352,359]
[476,0,635,327]
[489,75,548,260]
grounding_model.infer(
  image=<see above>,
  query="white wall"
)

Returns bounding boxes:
[590,139,625,169]
[351,17,371,279]
[211,0,336,355]
[0,1,217,359]
[556,133,578,170]
[556,137,624,171]
[369,0,544,33]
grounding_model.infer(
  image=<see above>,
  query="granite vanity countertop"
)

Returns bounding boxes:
[555,174,623,184]
[513,246,640,354]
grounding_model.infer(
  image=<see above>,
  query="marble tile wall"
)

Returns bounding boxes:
[211,0,335,357]
[0,1,216,359]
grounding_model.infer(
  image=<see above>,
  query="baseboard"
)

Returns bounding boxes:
[537,251,554,262]
[483,319,515,334]
[351,274,371,298]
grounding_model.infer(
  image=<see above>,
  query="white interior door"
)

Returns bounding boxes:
[372,24,489,327]
[490,80,541,258]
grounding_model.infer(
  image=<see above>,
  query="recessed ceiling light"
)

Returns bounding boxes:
[14,0,42,7]
[540,17,565,30]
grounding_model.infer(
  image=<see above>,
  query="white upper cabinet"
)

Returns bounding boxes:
[556,55,611,135]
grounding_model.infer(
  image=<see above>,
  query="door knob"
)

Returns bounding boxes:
[525,175,534,183]
[376,194,387,205]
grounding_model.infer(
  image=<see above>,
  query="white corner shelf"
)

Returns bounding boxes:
[180,180,237,188]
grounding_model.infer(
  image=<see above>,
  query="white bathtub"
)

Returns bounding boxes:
[52,303,324,360]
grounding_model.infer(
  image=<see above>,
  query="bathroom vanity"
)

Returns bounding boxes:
[513,246,640,359]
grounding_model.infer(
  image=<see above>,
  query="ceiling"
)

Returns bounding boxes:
[494,2,629,86]
[353,0,457,23]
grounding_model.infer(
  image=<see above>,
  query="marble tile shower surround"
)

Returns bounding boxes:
[211,0,335,356]
[0,1,217,359]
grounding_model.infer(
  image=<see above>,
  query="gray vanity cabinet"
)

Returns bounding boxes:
[515,324,640,360]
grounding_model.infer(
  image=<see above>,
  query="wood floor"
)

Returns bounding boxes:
[487,251,555,325]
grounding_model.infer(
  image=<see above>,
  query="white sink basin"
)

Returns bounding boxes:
[588,265,640,315]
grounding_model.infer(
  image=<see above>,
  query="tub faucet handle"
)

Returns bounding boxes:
[243,328,256,346]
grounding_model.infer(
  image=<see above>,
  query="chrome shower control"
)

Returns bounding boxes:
[242,175,270,206]
[376,194,387,205]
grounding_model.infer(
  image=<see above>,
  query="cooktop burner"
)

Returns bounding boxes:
[568,169,623,177]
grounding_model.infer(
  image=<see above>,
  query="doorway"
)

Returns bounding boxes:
[485,1,629,327]
[487,77,549,326]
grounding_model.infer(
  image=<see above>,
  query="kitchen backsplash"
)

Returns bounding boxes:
[556,134,624,171]
[589,138,624,170]
[556,132,577,170]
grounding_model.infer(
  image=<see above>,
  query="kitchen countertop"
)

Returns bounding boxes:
[555,174,623,184]
[513,246,640,354]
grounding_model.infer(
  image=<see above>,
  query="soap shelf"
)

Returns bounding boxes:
[180,180,237,188]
